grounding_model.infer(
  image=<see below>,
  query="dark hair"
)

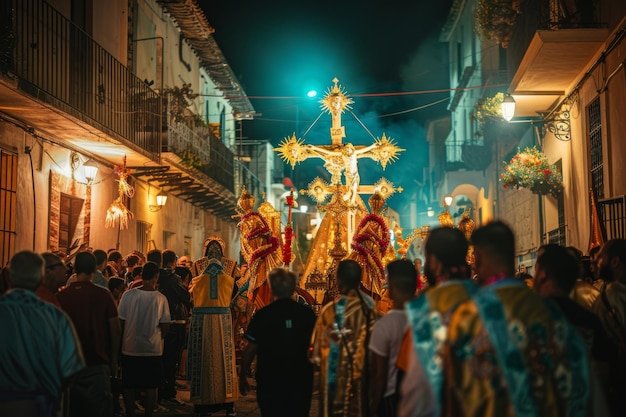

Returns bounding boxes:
[537,244,580,293]
[132,266,143,278]
[93,249,108,266]
[74,252,97,275]
[337,259,361,290]
[386,259,417,295]
[268,268,296,298]
[108,250,123,263]
[142,262,160,281]
[162,250,177,267]
[126,254,140,268]
[108,277,125,292]
[425,227,469,270]
[146,249,162,266]
[604,239,626,267]
[471,221,515,268]
[103,264,117,278]
[566,246,583,262]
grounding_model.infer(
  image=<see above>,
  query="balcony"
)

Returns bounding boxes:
[507,0,608,116]
[598,195,626,240]
[133,102,239,220]
[0,0,161,163]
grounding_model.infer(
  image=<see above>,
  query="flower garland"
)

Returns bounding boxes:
[282,191,295,266]
[351,214,390,280]
[500,146,563,197]
[247,236,280,267]
[241,212,271,240]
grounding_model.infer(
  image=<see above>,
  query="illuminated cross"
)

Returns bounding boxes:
[274,79,404,249]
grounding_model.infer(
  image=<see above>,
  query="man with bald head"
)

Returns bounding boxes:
[0,250,84,416]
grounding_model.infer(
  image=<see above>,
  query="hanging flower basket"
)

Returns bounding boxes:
[475,0,524,47]
[501,146,563,197]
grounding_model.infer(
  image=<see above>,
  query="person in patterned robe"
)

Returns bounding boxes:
[311,259,380,417]
[235,187,282,314]
[442,221,598,417]
[187,237,238,416]
[397,227,476,417]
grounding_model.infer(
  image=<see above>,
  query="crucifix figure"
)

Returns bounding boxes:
[275,79,403,245]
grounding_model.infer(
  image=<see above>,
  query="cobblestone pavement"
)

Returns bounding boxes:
[118,379,319,417]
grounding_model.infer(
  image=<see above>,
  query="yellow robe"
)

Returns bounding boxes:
[187,260,238,406]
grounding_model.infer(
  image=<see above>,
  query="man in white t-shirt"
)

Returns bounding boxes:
[118,261,171,417]
[369,259,417,417]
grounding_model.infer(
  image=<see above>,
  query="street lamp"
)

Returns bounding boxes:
[82,159,99,184]
[501,94,516,122]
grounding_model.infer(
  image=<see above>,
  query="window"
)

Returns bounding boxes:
[588,97,604,199]
[136,220,151,253]
[59,193,84,252]
[0,149,17,267]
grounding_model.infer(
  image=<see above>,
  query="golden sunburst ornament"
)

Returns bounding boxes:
[371,133,404,170]
[373,177,403,200]
[304,177,332,204]
[320,77,354,116]
[274,134,310,169]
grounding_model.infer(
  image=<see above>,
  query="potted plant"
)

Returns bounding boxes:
[472,92,505,126]
[501,146,563,197]
[475,0,524,47]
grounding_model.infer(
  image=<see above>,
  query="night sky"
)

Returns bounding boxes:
[199,1,454,219]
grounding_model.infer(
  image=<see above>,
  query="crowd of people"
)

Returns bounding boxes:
[1,220,626,417]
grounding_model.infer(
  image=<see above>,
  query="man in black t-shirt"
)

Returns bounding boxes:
[239,268,317,417]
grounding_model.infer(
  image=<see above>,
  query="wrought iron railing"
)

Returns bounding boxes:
[164,98,235,193]
[546,225,567,246]
[1,0,161,160]
[598,195,626,240]
[234,160,266,202]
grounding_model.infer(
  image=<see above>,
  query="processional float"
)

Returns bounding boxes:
[273,78,410,305]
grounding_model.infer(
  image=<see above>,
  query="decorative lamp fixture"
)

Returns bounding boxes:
[156,192,167,207]
[150,191,168,212]
[443,195,454,208]
[501,94,516,122]
[83,159,99,184]
[501,94,571,141]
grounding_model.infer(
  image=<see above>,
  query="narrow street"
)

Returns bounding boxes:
[124,378,320,417]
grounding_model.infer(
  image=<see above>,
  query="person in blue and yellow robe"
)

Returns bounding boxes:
[442,221,593,417]
[397,227,476,417]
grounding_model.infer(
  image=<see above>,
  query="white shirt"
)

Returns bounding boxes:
[118,289,171,356]
[368,309,408,397]
[398,344,437,417]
